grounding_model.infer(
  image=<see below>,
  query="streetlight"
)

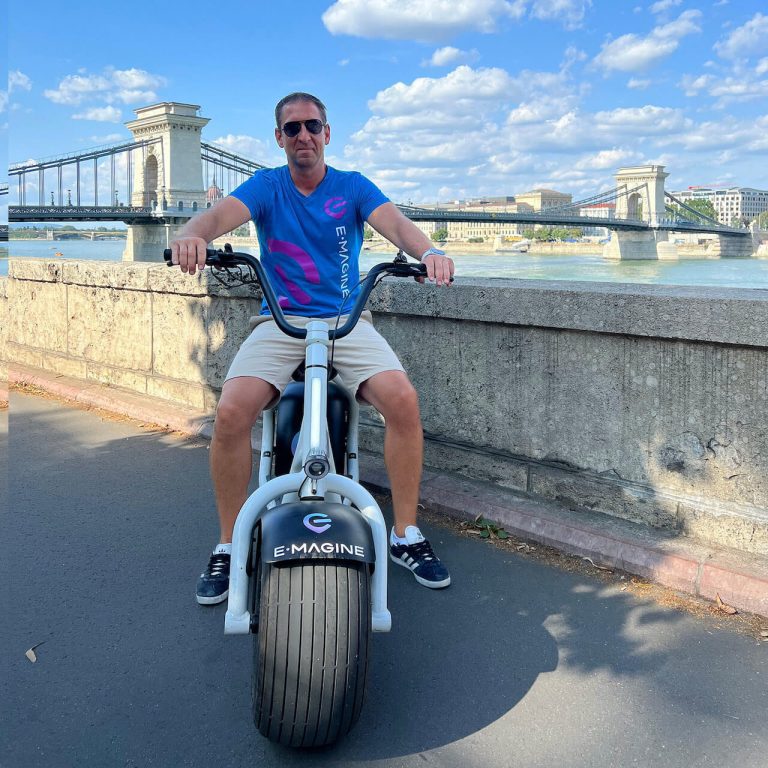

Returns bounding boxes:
[66,189,72,206]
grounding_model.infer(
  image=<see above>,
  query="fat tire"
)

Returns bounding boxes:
[252,560,371,747]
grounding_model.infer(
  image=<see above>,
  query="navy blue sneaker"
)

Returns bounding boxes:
[389,526,451,589]
[196,552,230,605]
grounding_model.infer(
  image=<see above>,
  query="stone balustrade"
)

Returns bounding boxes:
[2,259,767,555]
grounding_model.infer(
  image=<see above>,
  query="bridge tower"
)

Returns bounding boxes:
[604,165,676,260]
[123,102,210,261]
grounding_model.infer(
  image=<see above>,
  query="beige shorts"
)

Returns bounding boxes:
[225,311,405,398]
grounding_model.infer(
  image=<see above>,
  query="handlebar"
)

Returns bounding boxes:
[162,247,431,340]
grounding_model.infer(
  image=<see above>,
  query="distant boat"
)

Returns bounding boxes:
[495,240,529,254]
[54,251,64,257]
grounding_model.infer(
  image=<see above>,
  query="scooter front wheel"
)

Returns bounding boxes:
[252,560,371,747]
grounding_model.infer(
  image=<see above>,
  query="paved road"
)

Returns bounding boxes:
[3,393,767,767]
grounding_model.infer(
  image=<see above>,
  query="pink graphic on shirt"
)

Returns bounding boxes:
[267,238,321,307]
[324,196,348,220]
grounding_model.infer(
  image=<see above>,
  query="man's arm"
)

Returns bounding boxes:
[367,202,454,286]
[170,196,252,275]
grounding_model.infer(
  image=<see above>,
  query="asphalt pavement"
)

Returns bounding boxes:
[3,393,767,768]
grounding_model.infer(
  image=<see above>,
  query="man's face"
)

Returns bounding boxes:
[275,100,330,171]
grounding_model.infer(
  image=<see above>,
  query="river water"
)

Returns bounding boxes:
[2,239,767,288]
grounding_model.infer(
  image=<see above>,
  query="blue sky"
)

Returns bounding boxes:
[3,0,767,205]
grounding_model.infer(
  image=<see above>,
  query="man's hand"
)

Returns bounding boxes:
[170,236,208,275]
[421,253,455,287]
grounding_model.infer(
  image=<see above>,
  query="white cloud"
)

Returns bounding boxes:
[679,69,768,106]
[627,78,651,89]
[594,105,689,132]
[210,134,283,166]
[594,10,701,72]
[112,89,159,104]
[574,148,642,170]
[44,74,111,105]
[44,67,166,106]
[0,92,7,113]
[757,58,768,75]
[369,66,515,115]
[110,68,166,90]
[679,73,715,96]
[529,0,591,29]
[425,46,479,67]
[72,106,123,122]
[9,70,32,93]
[322,0,525,41]
[649,0,681,13]
[715,13,768,60]
[708,76,768,106]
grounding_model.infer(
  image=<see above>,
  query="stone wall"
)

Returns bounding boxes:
[4,259,768,554]
[0,276,8,403]
[4,259,262,410]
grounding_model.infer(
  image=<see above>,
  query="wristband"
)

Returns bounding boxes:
[420,247,446,261]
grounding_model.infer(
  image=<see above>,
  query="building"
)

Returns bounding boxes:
[411,196,536,241]
[670,186,768,225]
[206,175,224,205]
[578,202,616,237]
[514,188,572,211]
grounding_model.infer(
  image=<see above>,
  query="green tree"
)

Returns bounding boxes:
[758,210,768,228]
[432,228,448,241]
[685,198,718,221]
[363,225,373,241]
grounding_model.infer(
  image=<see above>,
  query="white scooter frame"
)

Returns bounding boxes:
[223,315,392,634]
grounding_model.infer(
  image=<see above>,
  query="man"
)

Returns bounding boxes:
[170,92,454,605]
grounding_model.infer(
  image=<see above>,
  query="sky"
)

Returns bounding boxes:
[3,0,768,206]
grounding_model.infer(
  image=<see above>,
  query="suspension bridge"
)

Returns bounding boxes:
[7,102,754,259]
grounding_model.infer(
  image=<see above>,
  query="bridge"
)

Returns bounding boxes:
[7,102,754,259]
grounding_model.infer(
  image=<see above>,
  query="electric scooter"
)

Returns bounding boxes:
[164,246,428,747]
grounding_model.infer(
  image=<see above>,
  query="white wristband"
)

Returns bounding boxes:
[420,247,446,261]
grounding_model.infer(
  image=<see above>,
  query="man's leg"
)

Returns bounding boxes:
[358,370,450,589]
[357,370,422,536]
[196,375,277,605]
[210,375,278,543]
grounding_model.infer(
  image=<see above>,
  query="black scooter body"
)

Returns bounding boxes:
[273,380,350,476]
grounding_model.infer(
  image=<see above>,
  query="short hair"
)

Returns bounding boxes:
[274,92,328,128]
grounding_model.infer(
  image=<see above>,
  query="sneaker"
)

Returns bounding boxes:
[389,526,451,589]
[196,552,230,605]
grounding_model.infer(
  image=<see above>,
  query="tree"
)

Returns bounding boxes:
[685,197,718,221]
[758,210,768,229]
[669,197,718,222]
[363,225,373,241]
[432,228,448,242]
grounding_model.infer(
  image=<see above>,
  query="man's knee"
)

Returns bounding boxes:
[214,378,276,437]
[365,373,420,422]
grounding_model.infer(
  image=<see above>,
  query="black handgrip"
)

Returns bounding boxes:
[163,247,233,268]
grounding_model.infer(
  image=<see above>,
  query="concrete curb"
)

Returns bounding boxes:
[10,363,768,619]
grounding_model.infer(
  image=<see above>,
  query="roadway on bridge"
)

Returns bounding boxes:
[4,393,767,767]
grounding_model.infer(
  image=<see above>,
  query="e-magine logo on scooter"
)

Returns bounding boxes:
[303,512,332,534]
[273,542,367,559]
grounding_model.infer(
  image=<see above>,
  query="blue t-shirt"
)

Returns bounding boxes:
[230,165,389,317]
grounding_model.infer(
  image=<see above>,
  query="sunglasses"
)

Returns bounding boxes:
[281,119,326,138]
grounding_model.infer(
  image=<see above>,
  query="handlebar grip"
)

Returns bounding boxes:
[162,247,225,267]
